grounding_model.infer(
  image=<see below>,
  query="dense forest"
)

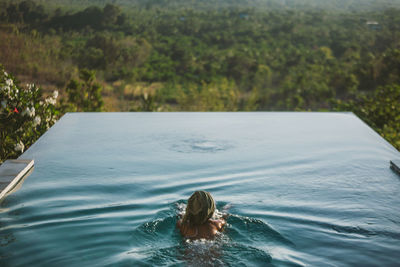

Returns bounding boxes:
[0,0,399,151]
[11,0,400,11]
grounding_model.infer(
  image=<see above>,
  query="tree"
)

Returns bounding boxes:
[102,4,121,27]
[335,84,400,150]
[65,69,104,112]
[177,78,239,111]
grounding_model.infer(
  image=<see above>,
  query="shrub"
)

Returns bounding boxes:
[0,65,59,163]
[334,84,400,151]
[64,69,103,112]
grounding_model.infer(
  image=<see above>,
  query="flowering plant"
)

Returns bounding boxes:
[0,65,59,162]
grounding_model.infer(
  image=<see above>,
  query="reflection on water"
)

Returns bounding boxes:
[0,113,400,266]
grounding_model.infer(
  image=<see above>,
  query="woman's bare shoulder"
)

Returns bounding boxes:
[209,219,226,231]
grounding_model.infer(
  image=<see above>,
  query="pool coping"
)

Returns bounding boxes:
[0,159,34,201]
[390,160,400,176]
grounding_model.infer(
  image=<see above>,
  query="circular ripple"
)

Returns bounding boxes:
[171,138,232,153]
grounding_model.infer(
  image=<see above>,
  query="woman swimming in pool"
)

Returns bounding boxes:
[177,191,226,239]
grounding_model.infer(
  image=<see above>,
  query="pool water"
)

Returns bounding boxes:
[1,113,399,266]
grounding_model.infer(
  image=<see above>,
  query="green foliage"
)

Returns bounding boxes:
[2,0,48,24]
[45,3,124,32]
[79,34,151,81]
[176,79,239,111]
[65,69,104,112]
[137,92,158,112]
[334,84,400,150]
[0,65,59,162]
[11,0,400,12]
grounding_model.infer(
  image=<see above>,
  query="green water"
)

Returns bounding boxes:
[1,113,399,266]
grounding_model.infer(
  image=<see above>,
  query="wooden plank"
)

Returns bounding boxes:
[0,159,34,201]
[390,160,400,176]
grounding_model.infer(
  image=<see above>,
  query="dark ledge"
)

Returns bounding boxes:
[0,159,34,201]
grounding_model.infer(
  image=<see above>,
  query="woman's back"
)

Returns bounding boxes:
[177,219,225,239]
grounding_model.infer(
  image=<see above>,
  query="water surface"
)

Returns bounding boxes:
[1,113,399,266]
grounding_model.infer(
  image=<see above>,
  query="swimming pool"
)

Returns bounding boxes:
[1,112,399,266]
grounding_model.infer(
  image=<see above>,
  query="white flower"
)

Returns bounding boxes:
[53,90,58,99]
[4,71,8,76]
[14,141,24,152]
[5,79,13,87]
[29,107,35,117]
[1,100,6,108]
[22,107,35,117]
[45,97,56,105]
[33,116,41,126]
[2,85,11,95]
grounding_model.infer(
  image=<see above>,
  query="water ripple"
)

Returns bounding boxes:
[170,138,233,153]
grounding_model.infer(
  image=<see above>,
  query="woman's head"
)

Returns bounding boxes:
[183,191,215,226]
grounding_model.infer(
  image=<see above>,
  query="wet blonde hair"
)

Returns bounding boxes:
[182,191,216,226]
